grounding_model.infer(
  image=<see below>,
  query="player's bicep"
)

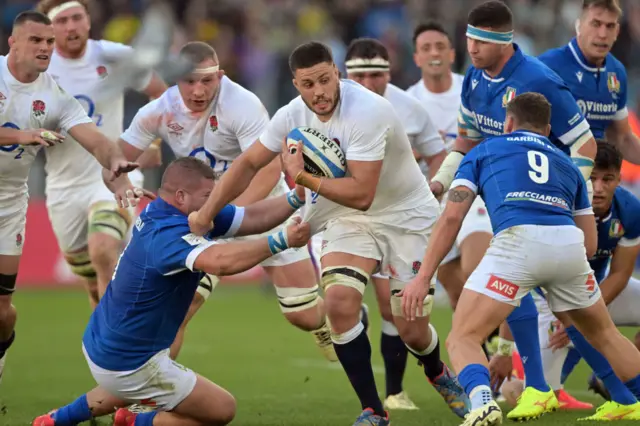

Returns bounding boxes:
[573,176,593,216]
[540,83,590,146]
[443,186,475,222]
[451,152,480,193]
[609,243,640,278]
[154,231,214,274]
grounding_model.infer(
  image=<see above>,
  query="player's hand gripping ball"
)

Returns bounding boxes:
[286,127,346,178]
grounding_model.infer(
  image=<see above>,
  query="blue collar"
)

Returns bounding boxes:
[568,38,607,73]
[481,43,525,83]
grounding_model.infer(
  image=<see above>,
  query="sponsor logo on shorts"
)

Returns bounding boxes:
[485,274,519,300]
[412,261,422,275]
[321,240,328,250]
[15,233,22,247]
[586,273,597,293]
[140,398,157,407]
[477,207,487,216]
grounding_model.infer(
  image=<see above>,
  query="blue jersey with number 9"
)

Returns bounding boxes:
[451,130,592,235]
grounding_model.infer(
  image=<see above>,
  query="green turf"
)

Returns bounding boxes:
[1,286,637,425]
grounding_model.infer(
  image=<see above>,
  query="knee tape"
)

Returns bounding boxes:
[64,250,97,281]
[321,266,370,294]
[389,280,435,318]
[0,274,17,295]
[88,201,132,241]
[275,285,319,313]
[196,274,219,301]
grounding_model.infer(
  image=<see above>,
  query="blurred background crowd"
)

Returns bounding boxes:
[0,0,639,192]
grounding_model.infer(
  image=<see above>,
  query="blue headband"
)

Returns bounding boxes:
[466,24,513,44]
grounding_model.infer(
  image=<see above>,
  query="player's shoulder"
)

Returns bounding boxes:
[606,53,627,78]
[91,39,134,62]
[614,186,640,213]
[385,83,424,111]
[341,79,394,119]
[405,80,421,96]
[537,45,569,67]
[218,76,267,118]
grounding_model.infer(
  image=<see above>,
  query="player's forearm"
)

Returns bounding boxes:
[614,133,640,165]
[599,273,630,305]
[199,239,274,276]
[295,171,374,211]
[231,158,281,207]
[569,133,596,181]
[200,156,261,222]
[103,170,132,194]
[425,150,447,181]
[136,139,162,169]
[0,128,24,146]
[416,213,464,284]
[237,191,303,237]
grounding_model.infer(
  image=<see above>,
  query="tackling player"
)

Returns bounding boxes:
[32,157,312,426]
[402,92,640,425]
[407,21,493,312]
[190,41,469,425]
[429,1,598,419]
[342,37,446,411]
[36,0,167,308]
[533,142,640,413]
[538,0,640,163]
[110,41,331,361]
[0,11,136,385]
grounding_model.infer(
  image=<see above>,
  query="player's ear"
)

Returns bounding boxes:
[575,19,581,36]
[175,189,186,204]
[504,115,515,133]
[217,69,225,79]
[449,48,455,64]
[8,36,15,48]
[543,124,552,137]
[292,76,299,92]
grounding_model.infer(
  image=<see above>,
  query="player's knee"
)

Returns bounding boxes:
[195,274,219,302]
[64,249,98,281]
[204,391,236,425]
[88,201,132,243]
[0,297,16,329]
[321,266,369,325]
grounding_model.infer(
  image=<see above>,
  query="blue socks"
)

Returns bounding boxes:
[51,394,92,425]
[565,325,637,405]
[135,411,158,425]
[624,375,640,401]
[560,347,582,385]
[459,364,493,410]
[507,293,550,392]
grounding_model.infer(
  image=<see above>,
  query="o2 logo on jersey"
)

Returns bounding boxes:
[74,95,103,126]
[188,147,230,179]
[0,122,25,159]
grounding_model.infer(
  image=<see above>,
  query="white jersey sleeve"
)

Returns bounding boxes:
[98,40,153,91]
[345,103,389,162]
[259,106,289,153]
[57,85,94,132]
[232,95,269,152]
[120,100,162,150]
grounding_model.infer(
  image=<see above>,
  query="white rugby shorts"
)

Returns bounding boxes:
[465,225,600,312]
[83,345,196,411]
[0,200,28,256]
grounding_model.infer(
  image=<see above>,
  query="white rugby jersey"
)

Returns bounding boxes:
[406,73,464,151]
[384,83,444,157]
[0,55,92,212]
[121,76,269,179]
[260,79,435,233]
[45,39,152,191]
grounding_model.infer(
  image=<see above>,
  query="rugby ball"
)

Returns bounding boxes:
[286,127,346,178]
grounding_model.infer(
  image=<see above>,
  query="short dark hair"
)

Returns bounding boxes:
[583,0,623,17]
[161,157,214,191]
[14,11,52,27]
[505,93,551,130]
[468,1,513,31]
[179,41,218,65]
[289,41,334,74]
[594,141,623,171]
[345,38,389,63]
[412,21,451,49]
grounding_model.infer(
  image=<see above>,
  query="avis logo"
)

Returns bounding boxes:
[485,274,519,300]
[585,273,596,293]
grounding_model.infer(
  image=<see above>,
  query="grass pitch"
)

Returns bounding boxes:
[1,285,637,425]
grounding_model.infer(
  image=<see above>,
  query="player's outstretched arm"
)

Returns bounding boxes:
[599,243,640,305]
[193,142,278,235]
[193,219,310,276]
[231,156,282,206]
[234,186,305,237]
[606,118,640,165]
[69,123,139,179]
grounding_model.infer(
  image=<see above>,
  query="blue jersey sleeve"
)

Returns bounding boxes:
[618,188,640,246]
[533,75,591,146]
[573,173,593,216]
[451,146,482,194]
[458,68,483,141]
[614,64,628,120]
[152,220,217,275]
[209,204,245,238]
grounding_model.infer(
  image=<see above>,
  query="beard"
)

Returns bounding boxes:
[303,86,341,117]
